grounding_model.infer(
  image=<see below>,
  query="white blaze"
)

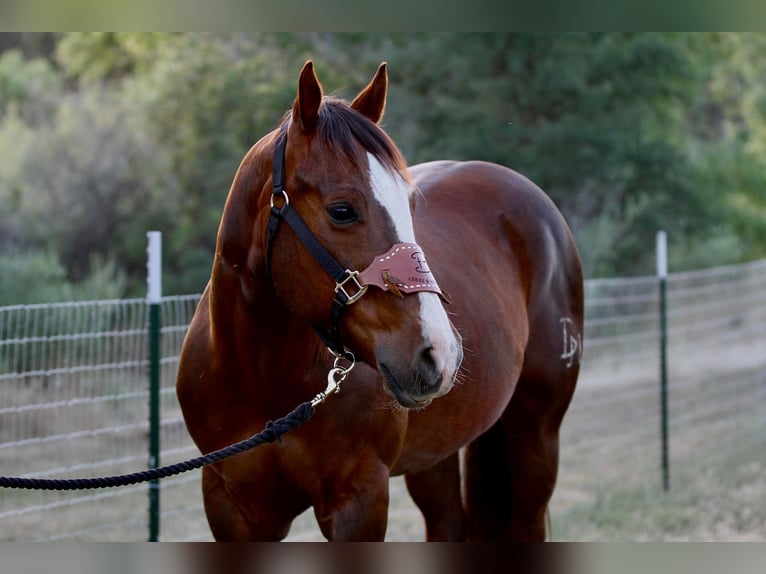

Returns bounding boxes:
[367,153,417,243]
[367,154,460,383]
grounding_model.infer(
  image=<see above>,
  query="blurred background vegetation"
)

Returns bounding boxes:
[1,32,765,303]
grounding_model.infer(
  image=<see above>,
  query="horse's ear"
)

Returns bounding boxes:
[293,60,323,133]
[351,62,388,124]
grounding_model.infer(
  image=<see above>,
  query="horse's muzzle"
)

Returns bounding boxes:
[378,340,461,409]
[379,363,436,408]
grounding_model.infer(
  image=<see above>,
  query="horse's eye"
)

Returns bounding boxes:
[327,204,358,224]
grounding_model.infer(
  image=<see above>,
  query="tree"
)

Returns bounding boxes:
[688,33,766,262]
[375,33,716,277]
[0,78,179,291]
[2,33,766,302]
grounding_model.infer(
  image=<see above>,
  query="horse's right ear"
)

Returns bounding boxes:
[292,61,323,133]
[351,62,388,124]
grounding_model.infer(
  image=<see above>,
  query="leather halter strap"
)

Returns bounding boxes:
[264,122,442,357]
[266,124,353,356]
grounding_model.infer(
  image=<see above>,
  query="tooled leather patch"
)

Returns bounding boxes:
[359,243,442,296]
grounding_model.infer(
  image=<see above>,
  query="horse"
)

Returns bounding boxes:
[176,61,584,541]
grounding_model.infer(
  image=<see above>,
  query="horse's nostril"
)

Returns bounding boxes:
[420,346,436,371]
[417,346,443,390]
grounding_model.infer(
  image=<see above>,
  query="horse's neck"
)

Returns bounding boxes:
[209,148,331,403]
[209,259,329,400]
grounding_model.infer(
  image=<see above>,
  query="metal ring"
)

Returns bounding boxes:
[331,350,355,371]
[270,189,290,209]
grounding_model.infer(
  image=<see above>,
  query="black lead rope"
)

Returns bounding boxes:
[0,402,314,491]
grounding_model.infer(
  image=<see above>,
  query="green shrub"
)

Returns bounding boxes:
[0,248,126,306]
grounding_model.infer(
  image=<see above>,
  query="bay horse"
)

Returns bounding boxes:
[176,61,584,541]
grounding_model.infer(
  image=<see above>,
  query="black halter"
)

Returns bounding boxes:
[265,123,360,360]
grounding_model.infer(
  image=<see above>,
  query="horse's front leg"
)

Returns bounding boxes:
[313,457,390,541]
[201,466,307,541]
[405,453,466,540]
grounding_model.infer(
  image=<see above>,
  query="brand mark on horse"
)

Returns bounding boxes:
[560,317,582,368]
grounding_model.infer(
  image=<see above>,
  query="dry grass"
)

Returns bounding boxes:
[549,456,766,541]
[2,338,764,541]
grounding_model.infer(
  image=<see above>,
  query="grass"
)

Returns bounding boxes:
[550,447,766,541]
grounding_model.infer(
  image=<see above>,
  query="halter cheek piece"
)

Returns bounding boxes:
[265,123,443,359]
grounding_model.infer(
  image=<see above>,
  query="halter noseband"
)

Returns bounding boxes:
[265,123,443,358]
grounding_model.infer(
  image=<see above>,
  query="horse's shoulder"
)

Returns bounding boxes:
[176,286,215,386]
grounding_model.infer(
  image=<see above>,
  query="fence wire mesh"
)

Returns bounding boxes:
[0,295,203,541]
[1,259,765,540]
[554,258,766,518]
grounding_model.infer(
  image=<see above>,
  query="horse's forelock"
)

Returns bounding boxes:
[315,99,407,175]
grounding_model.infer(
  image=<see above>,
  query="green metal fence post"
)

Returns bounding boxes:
[657,230,670,492]
[147,231,162,540]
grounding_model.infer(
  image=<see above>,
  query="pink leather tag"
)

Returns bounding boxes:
[358,243,442,296]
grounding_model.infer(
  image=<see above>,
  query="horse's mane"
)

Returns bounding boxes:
[288,97,409,176]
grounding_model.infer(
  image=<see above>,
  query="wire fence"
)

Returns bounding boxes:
[1,258,765,540]
[0,295,200,541]
[554,258,766,513]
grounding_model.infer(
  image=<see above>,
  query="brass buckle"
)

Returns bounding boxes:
[335,270,368,305]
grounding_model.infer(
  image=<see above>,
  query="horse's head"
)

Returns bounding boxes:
[259,61,462,409]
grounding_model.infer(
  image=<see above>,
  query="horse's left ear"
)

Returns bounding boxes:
[293,60,323,133]
[351,62,388,124]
